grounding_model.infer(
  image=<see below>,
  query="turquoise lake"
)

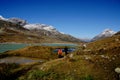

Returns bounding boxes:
[0,43,77,53]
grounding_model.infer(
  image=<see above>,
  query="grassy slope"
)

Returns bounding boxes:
[16,35,120,80]
[1,35,120,80]
[5,45,76,60]
[0,33,43,43]
[0,62,41,80]
[5,46,58,60]
[87,35,120,50]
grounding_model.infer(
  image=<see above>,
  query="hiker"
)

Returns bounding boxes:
[64,46,68,55]
[58,48,63,58]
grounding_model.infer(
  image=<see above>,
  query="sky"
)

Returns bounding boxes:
[0,0,120,39]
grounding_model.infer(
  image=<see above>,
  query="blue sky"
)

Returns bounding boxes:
[0,0,120,39]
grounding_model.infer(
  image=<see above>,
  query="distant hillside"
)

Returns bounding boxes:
[0,20,27,31]
[86,35,120,54]
[115,31,120,35]
[91,29,116,41]
[0,20,44,43]
[0,16,82,43]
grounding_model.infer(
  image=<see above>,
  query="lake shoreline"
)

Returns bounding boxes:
[0,43,78,53]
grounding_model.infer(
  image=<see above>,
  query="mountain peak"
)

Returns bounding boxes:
[0,15,7,21]
[0,15,4,19]
[8,18,27,26]
[101,29,116,36]
[0,15,27,26]
[101,29,116,35]
[92,28,116,41]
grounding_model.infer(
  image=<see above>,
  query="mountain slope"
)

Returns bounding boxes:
[82,35,120,55]
[23,24,81,43]
[0,20,44,43]
[23,24,57,32]
[0,15,27,26]
[115,31,120,35]
[0,16,82,43]
[91,29,116,41]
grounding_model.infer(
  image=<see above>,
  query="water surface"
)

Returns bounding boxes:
[0,43,28,53]
[0,43,77,53]
[0,57,43,64]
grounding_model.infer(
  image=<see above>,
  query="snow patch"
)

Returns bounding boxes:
[92,28,116,41]
[8,18,27,26]
[0,15,27,26]
[0,15,8,21]
[23,24,57,32]
[100,29,116,37]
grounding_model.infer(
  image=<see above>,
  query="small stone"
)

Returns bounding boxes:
[112,57,115,60]
[104,67,107,70]
[115,67,120,74]
[101,55,105,58]
[69,54,73,58]
[74,69,76,72]
[114,55,117,57]
[109,59,112,62]
[115,38,119,41]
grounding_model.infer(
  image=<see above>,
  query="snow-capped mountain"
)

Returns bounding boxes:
[0,15,57,32]
[0,15,27,26]
[0,15,8,21]
[0,15,82,43]
[23,24,57,32]
[92,29,116,41]
[8,18,27,26]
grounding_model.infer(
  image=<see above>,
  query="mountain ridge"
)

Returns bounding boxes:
[0,15,82,43]
[91,29,116,41]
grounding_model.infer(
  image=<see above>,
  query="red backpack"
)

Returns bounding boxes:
[58,49,62,55]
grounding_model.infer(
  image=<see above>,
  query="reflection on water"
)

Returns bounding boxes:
[0,57,44,64]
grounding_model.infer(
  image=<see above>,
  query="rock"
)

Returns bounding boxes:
[115,67,120,74]
[112,57,115,60]
[69,54,73,58]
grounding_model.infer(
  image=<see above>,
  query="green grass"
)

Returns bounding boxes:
[5,46,58,60]
[18,68,94,80]
[0,62,42,80]
[0,63,20,80]
[0,35,120,80]
[17,35,120,80]
[4,45,76,60]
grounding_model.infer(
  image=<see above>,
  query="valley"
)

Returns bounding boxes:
[0,16,120,80]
